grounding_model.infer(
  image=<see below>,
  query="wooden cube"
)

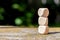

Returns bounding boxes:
[38,26,49,34]
[38,8,49,17]
[38,17,48,26]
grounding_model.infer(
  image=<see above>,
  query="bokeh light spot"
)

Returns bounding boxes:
[41,0,47,4]
[12,3,19,9]
[0,8,4,13]
[54,0,60,5]
[15,18,23,25]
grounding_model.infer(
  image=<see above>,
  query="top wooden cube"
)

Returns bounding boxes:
[38,8,49,17]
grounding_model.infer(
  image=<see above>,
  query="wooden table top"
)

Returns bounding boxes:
[0,26,60,40]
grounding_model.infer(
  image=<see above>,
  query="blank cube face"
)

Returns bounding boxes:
[38,17,48,26]
[38,8,49,17]
[38,26,49,34]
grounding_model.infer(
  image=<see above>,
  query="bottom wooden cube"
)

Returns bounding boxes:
[38,26,49,34]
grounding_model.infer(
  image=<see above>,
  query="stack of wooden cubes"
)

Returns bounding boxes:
[38,8,49,34]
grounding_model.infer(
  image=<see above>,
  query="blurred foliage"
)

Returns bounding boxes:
[12,3,26,12]
[26,12,33,18]
[25,12,33,26]
[0,15,4,20]
[18,3,26,12]
[0,8,4,13]
[0,7,4,20]
[0,0,60,27]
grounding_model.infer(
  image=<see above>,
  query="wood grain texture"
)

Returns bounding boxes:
[0,27,60,40]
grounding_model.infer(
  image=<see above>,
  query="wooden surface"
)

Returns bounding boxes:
[0,27,60,40]
[0,27,60,32]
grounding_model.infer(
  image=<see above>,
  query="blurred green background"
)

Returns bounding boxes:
[0,0,60,27]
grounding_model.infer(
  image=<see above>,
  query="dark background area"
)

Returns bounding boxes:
[0,0,60,27]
